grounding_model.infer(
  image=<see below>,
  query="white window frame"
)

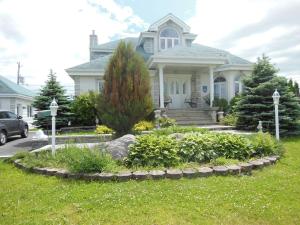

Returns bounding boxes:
[159,28,180,50]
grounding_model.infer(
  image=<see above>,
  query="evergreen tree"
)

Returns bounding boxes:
[236,55,300,135]
[99,41,153,135]
[33,69,71,129]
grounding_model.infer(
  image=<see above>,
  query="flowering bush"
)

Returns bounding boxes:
[132,120,154,133]
[95,125,114,134]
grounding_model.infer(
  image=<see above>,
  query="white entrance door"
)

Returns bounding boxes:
[165,75,191,109]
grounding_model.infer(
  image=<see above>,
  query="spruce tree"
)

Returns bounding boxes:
[33,69,71,129]
[236,55,300,135]
[99,41,153,135]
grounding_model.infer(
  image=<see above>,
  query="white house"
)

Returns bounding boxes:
[0,75,35,120]
[66,14,253,124]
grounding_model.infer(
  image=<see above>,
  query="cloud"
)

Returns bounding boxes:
[189,0,300,83]
[0,0,146,95]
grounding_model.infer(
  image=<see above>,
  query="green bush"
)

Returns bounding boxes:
[213,97,229,112]
[158,117,176,128]
[152,126,207,136]
[95,125,114,134]
[178,133,253,162]
[19,146,118,173]
[220,114,238,126]
[132,120,154,133]
[125,135,180,167]
[210,157,240,166]
[249,132,283,156]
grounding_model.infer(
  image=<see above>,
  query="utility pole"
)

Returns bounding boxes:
[17,62,21,85]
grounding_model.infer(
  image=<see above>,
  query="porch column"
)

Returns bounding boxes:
[209,66,214,107]
[158,64,165,108]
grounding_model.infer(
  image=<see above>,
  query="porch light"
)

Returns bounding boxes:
[272,90,280,140]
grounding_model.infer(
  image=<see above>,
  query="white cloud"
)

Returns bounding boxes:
[0,0,147,95]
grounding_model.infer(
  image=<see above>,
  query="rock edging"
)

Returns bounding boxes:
[13,156,280,182]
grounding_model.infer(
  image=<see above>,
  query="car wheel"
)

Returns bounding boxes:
[0,131,7,145]
[21,126,28,138]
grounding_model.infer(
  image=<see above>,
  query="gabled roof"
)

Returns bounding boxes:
[93,37,138,51]
[148,13,191,33]
[66,54,112,72]
[0,75,35,97]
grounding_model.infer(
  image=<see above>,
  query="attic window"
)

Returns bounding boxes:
[159,28,179,50]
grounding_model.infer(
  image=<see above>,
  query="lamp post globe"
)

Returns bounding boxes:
[272,89,280,105]
[50,98,58,117]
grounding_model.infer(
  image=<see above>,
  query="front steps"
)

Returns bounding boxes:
[166,109,217,126]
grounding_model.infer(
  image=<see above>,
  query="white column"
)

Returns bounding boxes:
[158,65,165,108]
[209,66,214,107]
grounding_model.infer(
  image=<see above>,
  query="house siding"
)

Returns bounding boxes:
[143,38,154,54]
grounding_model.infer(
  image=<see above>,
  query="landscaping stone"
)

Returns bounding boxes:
[226,165,241,175]
[44,168,58,176]
[149,170,165,179]
[271,155,280,160]
[260,158,271,166]
[132,171,149,180]
[166,169,182,179]
[116,171,132,181]
[67,173,84,179]
[182,168,198,178]
[32,167,47,174]
[213,166,229,176]
[249,160,264,169]
[265,156,277,164]
[197,167,213,177]
[238,162,253,174]
[55,169,69,178]
[98,172,115,181]
[101,134,136,160]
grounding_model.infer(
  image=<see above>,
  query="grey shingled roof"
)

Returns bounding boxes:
[0,75,35,97]
[66,54,111,71]
[94,37,139,50]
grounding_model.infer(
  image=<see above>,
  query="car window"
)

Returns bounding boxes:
[7,112,17,119]
[0,112,8,119]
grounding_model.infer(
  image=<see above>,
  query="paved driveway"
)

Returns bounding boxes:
[0,132,34,157]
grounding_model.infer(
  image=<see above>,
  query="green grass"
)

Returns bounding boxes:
[1,138,300,225]
[57,131,96,136]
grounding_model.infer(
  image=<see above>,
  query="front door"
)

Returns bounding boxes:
[165,75,191,109]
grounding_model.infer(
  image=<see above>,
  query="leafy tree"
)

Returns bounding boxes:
[236,55,300,135]
[70,91,101,126]
[288,79,300,97]
[99,41,153,135]
[33,69,71,129]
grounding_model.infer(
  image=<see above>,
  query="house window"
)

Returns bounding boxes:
[214,77,227,99]
[98,80,104,92]
[159,28,179,50]
[183,82,186,94]
[234,76,241,95]
[176,81,179,94]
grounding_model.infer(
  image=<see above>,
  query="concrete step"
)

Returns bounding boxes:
[176,121,217,125]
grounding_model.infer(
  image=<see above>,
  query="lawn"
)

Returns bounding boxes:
[0,138,300,225]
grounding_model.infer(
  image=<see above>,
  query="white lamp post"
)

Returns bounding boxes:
[272,89,280,140]
[50,98,58,156]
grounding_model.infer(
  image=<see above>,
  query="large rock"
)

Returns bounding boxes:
[102,134,136,160]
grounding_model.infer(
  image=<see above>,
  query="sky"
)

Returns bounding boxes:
[0,0,299,96]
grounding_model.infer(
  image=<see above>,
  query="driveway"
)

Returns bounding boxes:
[0,132,34,157]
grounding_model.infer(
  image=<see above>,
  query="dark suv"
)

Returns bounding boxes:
[0,111,29,145]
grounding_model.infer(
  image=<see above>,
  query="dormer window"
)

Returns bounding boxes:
[159,28,179,50]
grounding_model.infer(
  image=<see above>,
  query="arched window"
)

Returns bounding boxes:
[159,28,179,50]
[214,77,227,99]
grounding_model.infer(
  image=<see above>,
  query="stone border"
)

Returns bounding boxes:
[13,156,280,182]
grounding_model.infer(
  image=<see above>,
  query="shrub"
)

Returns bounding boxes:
[158,117,176,128]
[178,133,253,162]
[95,125,114,134]
[249,132,283,156]
[220,114,238,126]
[70,91,100,126]
[100,41,153,136]
[18,146,118,173]
[133,120,154,133]
[210,157,240,166]
[152,126,207,136]
[125,135,180,167]
[213,97,229,112]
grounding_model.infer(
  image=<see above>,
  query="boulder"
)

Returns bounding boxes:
[101,134,136,160]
